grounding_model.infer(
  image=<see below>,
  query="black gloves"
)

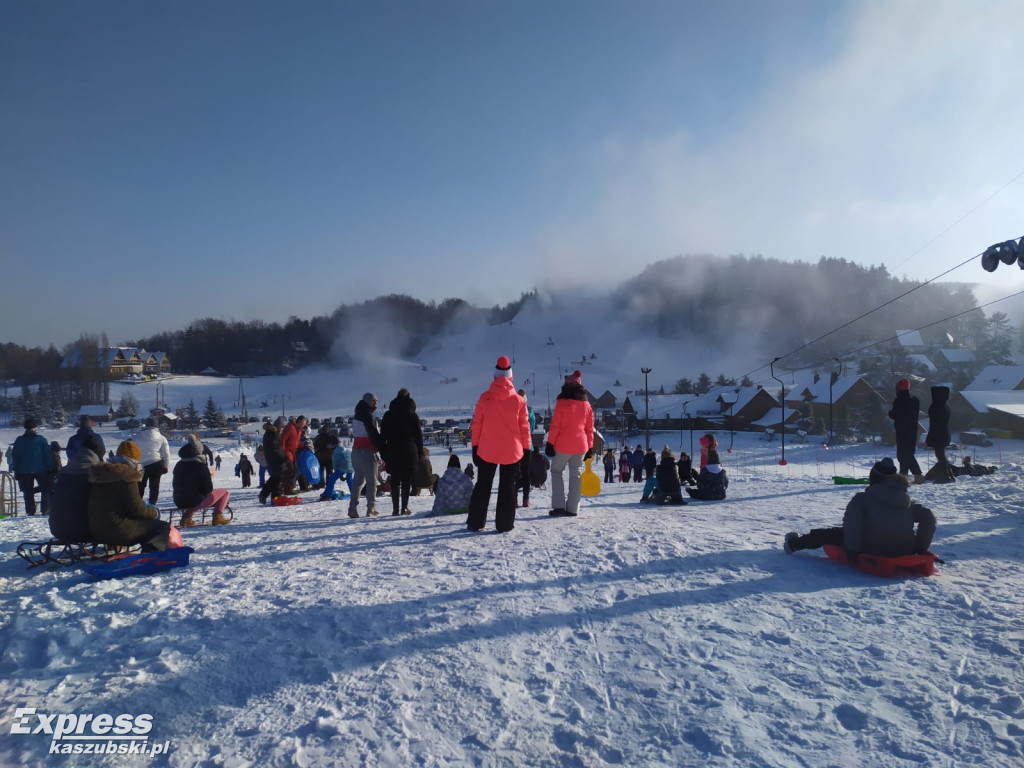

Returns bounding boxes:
[544,442,556,457]
[584,448,594,461]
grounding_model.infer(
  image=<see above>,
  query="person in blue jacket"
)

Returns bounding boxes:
[66,415,106,464]
[11,418,54,515]
[686,449,729,501]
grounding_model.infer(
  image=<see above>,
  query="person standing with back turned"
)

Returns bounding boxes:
[467,355,531,533]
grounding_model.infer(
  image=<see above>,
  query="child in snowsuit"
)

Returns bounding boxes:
[686,449,728,501]
[785,457,935,558]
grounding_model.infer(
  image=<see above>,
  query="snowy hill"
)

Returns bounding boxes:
[2,306,1023,767]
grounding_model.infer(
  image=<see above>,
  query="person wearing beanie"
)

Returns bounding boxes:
[630,444,644,483]
[545,368,595,517]
[467,355,531,532]
[652,446,686,505]
[237,453,255,488]
[699,433,718,471]
[349,392,384,518]
[924,385,955,484]
[428,453,475,517]
[88,440,175,551]
[889,380,924,484]
[785,457,936,559]
[134,417,171,505]
[66,415,106,465]
[602,448,616,484]
[173,434,231,526]
[10,418,54,516]
[686,448,729,501]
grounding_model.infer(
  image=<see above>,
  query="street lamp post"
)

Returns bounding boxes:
[770,358,787,466]
[641,368,652,450]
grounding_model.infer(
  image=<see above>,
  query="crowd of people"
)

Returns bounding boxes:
[1,374,988,563]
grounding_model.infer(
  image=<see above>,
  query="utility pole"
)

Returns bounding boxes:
[641,367,652,450]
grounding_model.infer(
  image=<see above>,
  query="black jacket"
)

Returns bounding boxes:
[172,443,214,510]
[379,391,424,479]
[50,448,101,541]
[889,390,921,450]
[655,455,682,499]
[925,386,952,449]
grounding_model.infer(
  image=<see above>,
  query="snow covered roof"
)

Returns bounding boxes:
[78,404,114,416]
[964,365,1024,392]
[956,390,1024,414]
[896,330,925,347]
[939,348,975,364]
[909,354,938,374]
[786,374,863,403]
[751,408,797,428]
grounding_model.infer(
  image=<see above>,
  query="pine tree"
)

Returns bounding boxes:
[695,373,712,395]
[203,396,225,428]
[116,392,138,418]
[673,378,694,395]
[181,399,200,430]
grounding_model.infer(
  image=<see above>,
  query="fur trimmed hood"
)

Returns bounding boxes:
[89,459,143,484]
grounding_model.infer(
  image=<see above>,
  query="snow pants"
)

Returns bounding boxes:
[348,449,378,515]
[467,458,518,533]
[139,461,165,505]
[16,473,50,516]
[551,452,584,516]
[789,527,844,551]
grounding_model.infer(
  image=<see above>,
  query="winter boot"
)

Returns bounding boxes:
[179,512,196,528]
[913,474,925,484]
[212,510,231,526]
[401,508,412,516]
[784,532,799,555]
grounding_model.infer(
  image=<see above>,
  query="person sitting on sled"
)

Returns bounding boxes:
[784,457,936,559]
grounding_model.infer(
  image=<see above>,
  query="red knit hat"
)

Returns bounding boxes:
[896,379,911,391]
[565,369,582,386]
[494,355,513,379]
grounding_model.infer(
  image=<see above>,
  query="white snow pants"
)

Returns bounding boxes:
[550,452,584,515]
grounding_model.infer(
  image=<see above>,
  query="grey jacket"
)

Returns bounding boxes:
[843,474,936,557]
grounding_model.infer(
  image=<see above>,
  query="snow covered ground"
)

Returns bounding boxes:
[1,409,1022,767]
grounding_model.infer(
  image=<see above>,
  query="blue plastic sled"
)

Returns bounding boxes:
[82,547,195,580]
[297,449,321,484]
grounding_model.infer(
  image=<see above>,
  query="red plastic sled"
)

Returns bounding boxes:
[272,496,303,506]
[823,545,939,577]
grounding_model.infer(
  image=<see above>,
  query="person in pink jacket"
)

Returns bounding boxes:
[467,355,531,533]
[545,370,595,517]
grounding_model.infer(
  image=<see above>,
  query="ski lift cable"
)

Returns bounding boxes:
[738,285,1024,392]
[889,167,1024,273]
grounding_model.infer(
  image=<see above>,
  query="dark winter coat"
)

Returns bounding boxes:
[602,451,616,473]
[238,456,255,478]
[889,390,921,455]
[380,391,424,480]
[676,453,698,486]
[352,399,384,452]
[313,429,340,463]
[629,448,644,469]
[66,426,106,464]
[643,450,657,476]
[687,464,728,501]
[655,455,683,501]
[843,474,936,557]
[172,443,213,510]
[925,386,952,449]
[529,449,550,487]
[50,448,101,542]
[88,457,168,547]
[263,426,286,468]
[11,429,53,476]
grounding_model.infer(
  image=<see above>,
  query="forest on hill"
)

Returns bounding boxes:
[0,255,1002,388]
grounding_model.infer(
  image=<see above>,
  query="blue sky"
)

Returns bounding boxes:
[2,0,1022,350]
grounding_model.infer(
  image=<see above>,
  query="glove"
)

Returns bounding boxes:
[584,448,594,461]
[544,442,556,458]
[472,446,481,466]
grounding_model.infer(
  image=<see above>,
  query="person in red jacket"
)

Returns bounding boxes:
[467,355,531,533]
[545,370,595,517]
[279,415,307,494]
